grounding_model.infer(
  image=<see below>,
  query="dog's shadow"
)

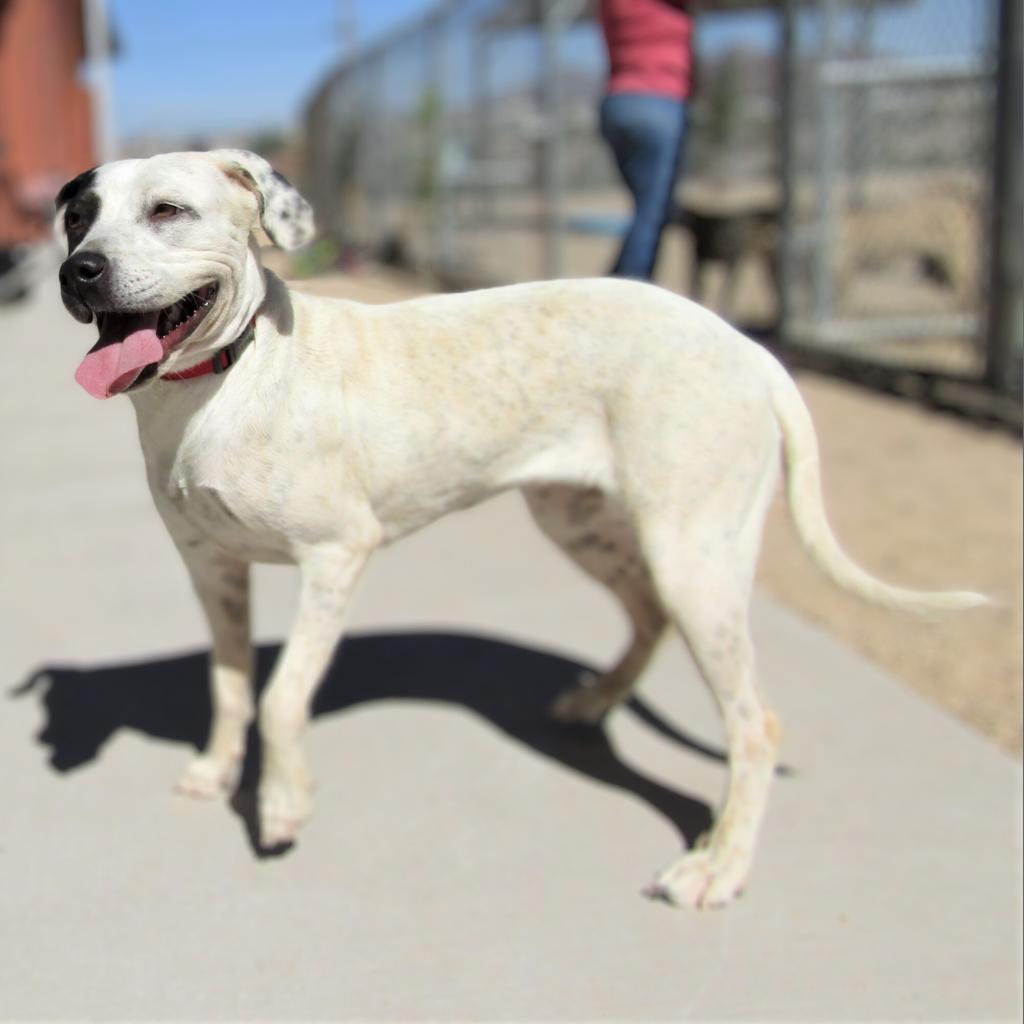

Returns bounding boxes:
[16,631,722,855]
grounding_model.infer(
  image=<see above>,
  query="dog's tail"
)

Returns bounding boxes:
[758,347,989,614]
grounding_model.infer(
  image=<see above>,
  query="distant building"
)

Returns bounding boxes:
[0,0,97,245]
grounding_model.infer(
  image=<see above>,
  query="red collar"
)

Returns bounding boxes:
[162,317,256,382]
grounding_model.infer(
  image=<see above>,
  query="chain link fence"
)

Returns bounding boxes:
[304,0,792,293]
[305,0,596,286]
[780,0,999,380]
[303,0,1017,405]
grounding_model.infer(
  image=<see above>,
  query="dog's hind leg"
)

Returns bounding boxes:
[637,458,781,909]
[175,548,253,799]
[523,485,667,723]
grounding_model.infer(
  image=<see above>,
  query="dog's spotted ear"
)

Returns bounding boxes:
[212,149,315,250]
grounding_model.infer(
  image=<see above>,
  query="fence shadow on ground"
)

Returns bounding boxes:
[14,631,719,855]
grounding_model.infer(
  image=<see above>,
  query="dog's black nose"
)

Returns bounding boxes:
[60,251,108,288]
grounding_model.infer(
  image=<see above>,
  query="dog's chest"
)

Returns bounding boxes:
[167,456,292,559]
[148,417,309,562]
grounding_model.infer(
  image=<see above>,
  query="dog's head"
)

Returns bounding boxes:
[55,150,314,399]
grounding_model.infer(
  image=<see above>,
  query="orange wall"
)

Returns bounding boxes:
[0,0,95,243]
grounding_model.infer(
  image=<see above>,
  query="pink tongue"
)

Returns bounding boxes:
[75,312,163,399]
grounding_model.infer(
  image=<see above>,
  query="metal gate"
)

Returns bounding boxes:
[303,0,1019,409]
[777,0,999,380]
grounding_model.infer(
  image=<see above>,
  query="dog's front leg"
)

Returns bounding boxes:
[176,549,253,799]
[258,542,373,849]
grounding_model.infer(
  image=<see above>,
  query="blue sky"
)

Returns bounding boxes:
[108,0,431,140]
[107,0,990,144]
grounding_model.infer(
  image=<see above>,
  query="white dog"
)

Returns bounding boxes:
[54,150,984,909]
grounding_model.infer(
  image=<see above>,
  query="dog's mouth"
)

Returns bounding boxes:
[75,283,219,400]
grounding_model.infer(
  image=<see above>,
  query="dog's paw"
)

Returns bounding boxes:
[175,755,237,800]
[258,781,312,850]
[642,849,749,910]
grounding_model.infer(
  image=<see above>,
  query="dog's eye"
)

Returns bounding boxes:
[151,203,183,221]
[65,210,82,230]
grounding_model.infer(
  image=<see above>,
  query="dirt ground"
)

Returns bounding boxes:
[758,375,1022,758]
[280,261,1023,758]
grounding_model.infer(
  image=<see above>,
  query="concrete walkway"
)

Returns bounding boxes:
[0,278,1020,1021]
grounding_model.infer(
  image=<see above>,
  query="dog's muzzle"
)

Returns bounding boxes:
[59,251,109,324]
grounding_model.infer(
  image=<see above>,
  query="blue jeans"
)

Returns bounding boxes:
[600,93,688,281]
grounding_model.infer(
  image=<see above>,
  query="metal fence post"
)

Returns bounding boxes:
[540,0,565,280]
[777,0,799,342]
[985,0,1023,395]
[813,0,838,327]
[426,8,449,273]
[83,0,116,162]
[471,23,495,225]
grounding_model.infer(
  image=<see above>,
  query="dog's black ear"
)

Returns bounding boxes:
[213,149,315,251]
[53,166,99,248]
[55,167,98,211]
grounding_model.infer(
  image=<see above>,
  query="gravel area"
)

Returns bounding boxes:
[284,262,1023,758]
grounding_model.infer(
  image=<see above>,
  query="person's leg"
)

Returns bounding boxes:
[600,93,688,280]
